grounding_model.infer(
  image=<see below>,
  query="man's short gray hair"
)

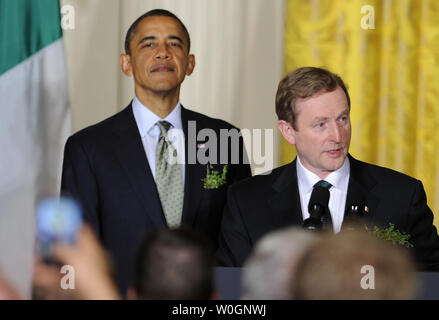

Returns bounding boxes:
[241,227,320,300]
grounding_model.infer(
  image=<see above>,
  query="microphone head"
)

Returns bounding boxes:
[303,217,323,231]
[308,186,330,218]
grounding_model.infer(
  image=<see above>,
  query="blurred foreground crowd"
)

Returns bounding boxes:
[0,222,418,300]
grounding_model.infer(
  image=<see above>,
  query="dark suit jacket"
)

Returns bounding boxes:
[61,103,251,295]
[217,155,439,271]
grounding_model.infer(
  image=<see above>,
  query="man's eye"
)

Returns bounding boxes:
[142,43,153,48]
[169,42,181,47]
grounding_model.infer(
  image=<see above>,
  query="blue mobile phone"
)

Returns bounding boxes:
[36,196,83,260]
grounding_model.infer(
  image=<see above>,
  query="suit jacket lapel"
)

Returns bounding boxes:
[266,155,380,231]
[345,155,379,226]
[181,106,204,226]
[112,104,166,228]
[269,159,303,227]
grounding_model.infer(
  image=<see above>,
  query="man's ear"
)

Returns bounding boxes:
[278,120,296,146]
[186,54,195,76]
[120,54,133,76]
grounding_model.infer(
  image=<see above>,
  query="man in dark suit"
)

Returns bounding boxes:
[217,67,439,270]
[61,9,251,295]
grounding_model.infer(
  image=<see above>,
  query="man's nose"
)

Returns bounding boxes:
[155,44,170,59]
[330,123,342,142]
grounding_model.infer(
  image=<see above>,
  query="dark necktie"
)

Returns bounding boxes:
[313,180,333,229]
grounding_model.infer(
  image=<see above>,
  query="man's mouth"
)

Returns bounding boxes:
[325,148,344,156]
[151,65,174,72]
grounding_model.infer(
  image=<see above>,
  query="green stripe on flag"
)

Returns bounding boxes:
[0,0,62,75]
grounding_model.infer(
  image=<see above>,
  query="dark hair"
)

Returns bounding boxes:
[124,9,191,55]
[275,67,350,130]
[134,227,214,300]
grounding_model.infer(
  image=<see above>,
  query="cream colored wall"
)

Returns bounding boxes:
[61,0,121,130]
[61,0,285,172]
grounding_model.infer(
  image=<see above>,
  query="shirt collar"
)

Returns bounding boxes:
[132,96,183,137]
[296,156,350,194]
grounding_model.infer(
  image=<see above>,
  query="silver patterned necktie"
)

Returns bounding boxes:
[155,121,184,228]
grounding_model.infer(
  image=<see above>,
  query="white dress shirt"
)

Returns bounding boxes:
[132,96,186,183]
[296,156,350,234]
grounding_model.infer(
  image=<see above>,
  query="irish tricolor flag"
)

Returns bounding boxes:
[0,0,71,298]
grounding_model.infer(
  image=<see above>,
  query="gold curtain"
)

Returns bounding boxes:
[282,0,439,225]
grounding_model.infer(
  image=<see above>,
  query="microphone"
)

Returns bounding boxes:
[343,191,365,230]
[303,186,330,231]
